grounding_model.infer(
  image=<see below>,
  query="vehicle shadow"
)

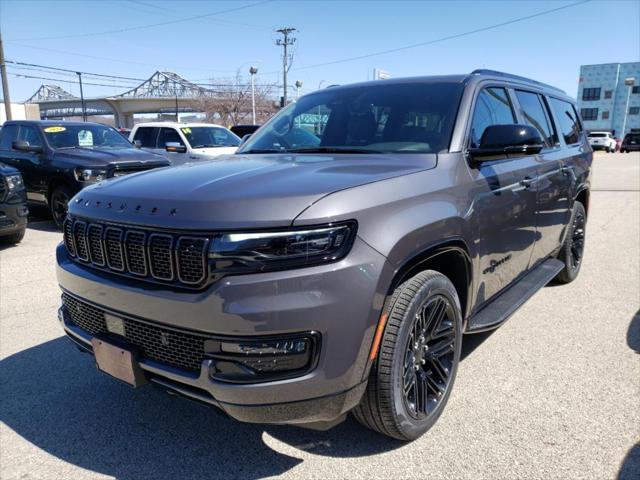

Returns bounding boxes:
[618,442,640,480]
[26,220,59,233]
[0,338,403,480]
[461,329,496,361]
[627,310,640,353]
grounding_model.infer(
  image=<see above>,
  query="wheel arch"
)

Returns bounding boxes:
[575,186,590,215]
[47,176,76,204]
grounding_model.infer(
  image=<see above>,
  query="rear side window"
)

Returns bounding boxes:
[0,124,18,150]
[469,87,515,148]
[515,90,558,147]
[549,98,581,145]
[158,128,183,147]
[133,127,159,148]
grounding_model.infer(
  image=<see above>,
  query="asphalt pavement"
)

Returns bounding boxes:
[1,152,638,480]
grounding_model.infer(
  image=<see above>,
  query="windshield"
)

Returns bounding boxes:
[238,82,464,154]
[180,126,240,148]
[588,133,608,138]
[44,124,132,149]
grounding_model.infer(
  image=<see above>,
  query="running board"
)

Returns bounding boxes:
[466,258,564,333]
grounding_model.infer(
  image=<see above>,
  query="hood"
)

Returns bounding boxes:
[54,147,169,167]
[69,153,435,229]
[192,146,238,157]
[0,162,20,176]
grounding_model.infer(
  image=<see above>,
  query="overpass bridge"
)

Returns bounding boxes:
[26,71,211,127]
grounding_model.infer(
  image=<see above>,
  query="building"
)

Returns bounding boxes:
[577,62,640,137]
[0,102,40,123]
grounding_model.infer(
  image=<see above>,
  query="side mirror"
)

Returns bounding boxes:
[240,134,252,145]
[133,140,142,149]
[468,124,543,163]
[12,140,43,154]
[165,142,187,153]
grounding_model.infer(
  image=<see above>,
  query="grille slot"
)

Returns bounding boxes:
[73,221,89,261]
[105,227,125,271]
[64,217,210,288]
[87,224,105,266]
[124,230,147,276]
[176,237,208,285]
[62,293,206,372]
[149,234,174,280]
[63,218,76,257]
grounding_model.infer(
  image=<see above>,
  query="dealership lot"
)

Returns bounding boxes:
[1,152,638,479]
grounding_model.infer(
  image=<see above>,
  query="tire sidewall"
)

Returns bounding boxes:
[560,201,586,281]
[388,275,463,440]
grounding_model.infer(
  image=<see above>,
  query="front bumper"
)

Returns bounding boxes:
[0,199,28,236]
[56,237,387,424]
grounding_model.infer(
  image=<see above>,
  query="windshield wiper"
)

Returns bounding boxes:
[285,147,383,154]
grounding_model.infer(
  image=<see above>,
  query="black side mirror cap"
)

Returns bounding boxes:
[12,140,43,154]
[468,124,544,163]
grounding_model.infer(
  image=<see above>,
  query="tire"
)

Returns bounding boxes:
[353,270,463,441]
[555,201,586,284]
[49,185,72,229]
[605,147,610,153]
[1,228,25,244]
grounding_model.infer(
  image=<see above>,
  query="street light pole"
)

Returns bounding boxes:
[295,80,303,100]
[76,72,86,121]
[249,66,258,124]
[620,77,636,138]
[175,94,179,122]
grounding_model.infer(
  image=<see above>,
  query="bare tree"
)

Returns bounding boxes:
[191,71,279,126]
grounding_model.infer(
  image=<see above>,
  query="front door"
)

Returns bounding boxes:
[466,86,539,307]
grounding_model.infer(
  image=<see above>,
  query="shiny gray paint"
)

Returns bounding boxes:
[56,73,592,423]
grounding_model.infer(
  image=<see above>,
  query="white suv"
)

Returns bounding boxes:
[130,122,241,164]
[587,131,617,153]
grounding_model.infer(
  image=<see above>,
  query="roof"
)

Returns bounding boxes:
[4,120,114,127]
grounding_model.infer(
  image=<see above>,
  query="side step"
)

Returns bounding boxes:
[466,258,564,333]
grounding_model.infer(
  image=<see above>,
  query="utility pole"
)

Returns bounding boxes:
[76,72,86,121]
[249,66,258,124]
[0,29,12,121]
[275,27,296,107]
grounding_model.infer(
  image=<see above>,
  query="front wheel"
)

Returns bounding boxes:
[556,201,586,283]
[1,228,25,244]
[49,185,72,229]
[353,270,462,440]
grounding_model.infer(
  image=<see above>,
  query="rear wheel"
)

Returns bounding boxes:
[353,270,462,440]
[50,185,72,229]
[1,229,25,244]
[556,201,586,284]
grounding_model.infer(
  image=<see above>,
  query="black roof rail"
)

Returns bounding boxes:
[470,69,565,94]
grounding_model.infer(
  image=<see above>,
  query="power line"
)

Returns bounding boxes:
[7,72,139,89]
[290,0,591,72]
[9,0,273,41]
[6,60,146,81]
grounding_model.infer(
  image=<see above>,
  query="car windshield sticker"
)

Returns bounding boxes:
[78,130,94,146]
[181,127,192,135]
[44,126,66,133]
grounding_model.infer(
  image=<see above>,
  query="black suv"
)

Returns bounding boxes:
[0,162,28,243]
[0,121,170,227]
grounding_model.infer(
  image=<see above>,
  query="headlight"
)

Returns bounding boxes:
[5,174,24,191]
[74,168,107,183]
[208,221,357,274]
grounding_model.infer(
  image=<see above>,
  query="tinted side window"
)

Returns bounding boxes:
[515,90,558,147]
[0,125,19,150]
[17,126,43,147]
[549,98,581,145]
[133,127,159,148]
[158,128,183,147]
[470,87,515,147]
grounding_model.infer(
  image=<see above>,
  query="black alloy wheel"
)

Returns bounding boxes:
[50,185,72,229]
[569,209,586,270]
[555,200,586,284]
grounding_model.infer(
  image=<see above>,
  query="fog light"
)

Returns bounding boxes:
[205,333,320,383]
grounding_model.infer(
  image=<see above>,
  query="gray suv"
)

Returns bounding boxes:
[56,70,591,440]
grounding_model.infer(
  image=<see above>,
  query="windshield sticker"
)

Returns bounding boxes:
[181,127,192,135]
[78,130,94,146]
[44,126,66,133]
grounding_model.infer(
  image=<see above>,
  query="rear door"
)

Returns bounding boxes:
[513,90,572,264]
[466,86,540,306]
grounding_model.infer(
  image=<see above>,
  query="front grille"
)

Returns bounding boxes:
[64,216,210,288]
[62,293,206,372]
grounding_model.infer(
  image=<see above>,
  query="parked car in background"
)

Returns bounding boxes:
[130,122,240,164]
[0,162,28,244]
[230,124,260,138]
[0,121,170,228]
[620,132,640,153]
[587,131,616,152]
[118,128,132,138]
[56,70,591,441]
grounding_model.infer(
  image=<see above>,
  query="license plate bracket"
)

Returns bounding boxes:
[91,336,147,387]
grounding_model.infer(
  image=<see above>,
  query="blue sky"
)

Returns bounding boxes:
[1,0,638,102]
